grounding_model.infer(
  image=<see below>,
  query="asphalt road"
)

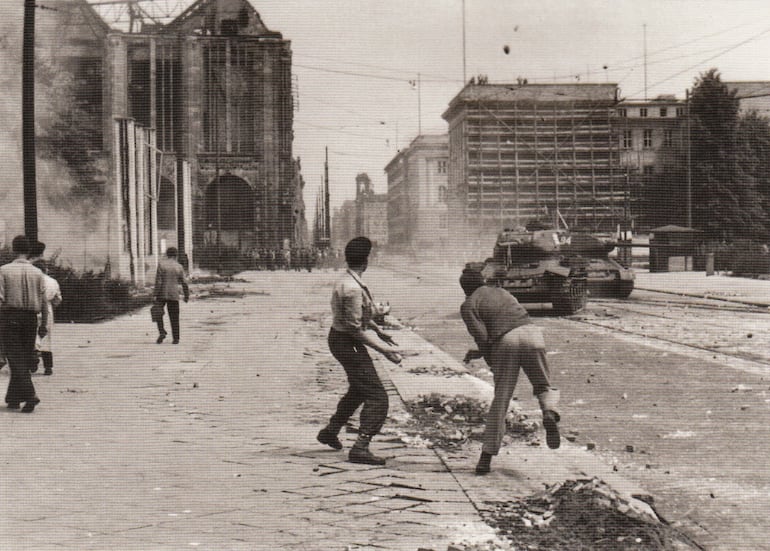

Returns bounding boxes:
[369,258,770,551]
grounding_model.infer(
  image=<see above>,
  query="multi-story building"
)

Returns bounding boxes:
[724,81,770,117]
[331,200,357,250]
[384,134,448,250]
[442,83,624,241]
[354,174,388,248]
[614,95,686,176]
[18,0,305,282]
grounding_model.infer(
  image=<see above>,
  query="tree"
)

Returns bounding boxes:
[650,69,770,240]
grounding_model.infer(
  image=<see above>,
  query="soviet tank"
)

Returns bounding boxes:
[464,223,588,315]
[565,233,635,299]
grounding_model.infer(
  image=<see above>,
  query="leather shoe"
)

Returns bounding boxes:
[44,369,53,376]
[156,331,167,344]
[543,410,561,449]
[348,446,386,465]
[475,451,492,475]
[7,402,20,410]
[317,428,343,450]
[21,397,40,413]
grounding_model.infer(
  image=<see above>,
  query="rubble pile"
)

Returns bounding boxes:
[482,477,698,550]
[407,363,463,377]
[397,393,538,449]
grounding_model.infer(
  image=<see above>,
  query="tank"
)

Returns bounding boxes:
[464,225,588,315]
[566,233,635,298]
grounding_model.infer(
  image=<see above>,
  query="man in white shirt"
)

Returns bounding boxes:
[0,236,48,412]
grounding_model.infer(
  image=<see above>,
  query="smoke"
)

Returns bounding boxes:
[0,2,110,269]
[0,4,24,245]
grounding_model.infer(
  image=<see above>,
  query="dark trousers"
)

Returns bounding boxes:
[156,300,180,342]
[40,351,53,370]
[1,309,38,405]
[326,328,389,437]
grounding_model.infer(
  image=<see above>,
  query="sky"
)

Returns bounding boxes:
[245,0,770,226]
[9,0,770,232]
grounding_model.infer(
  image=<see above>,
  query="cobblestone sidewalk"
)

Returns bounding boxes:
[0,272,506,551]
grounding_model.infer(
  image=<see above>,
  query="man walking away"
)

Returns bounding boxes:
[154,247,189,344]
[0,236,48,412]
[317,236,402,465]
[459,269,561,475]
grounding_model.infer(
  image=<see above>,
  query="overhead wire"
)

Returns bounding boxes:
[295,119,390,141]
[295,51,459,83]
[626,24,770,98]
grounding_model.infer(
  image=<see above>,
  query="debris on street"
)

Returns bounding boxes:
[389,393,538,449]
[407,363,464,377]
[481,477,700,550]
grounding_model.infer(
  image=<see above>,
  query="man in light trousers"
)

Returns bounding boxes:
[460,269,561,474]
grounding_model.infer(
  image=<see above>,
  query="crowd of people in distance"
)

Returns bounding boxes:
[246,246,344,272]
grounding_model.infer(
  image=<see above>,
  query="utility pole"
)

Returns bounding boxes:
[461,0,466,85]
[417,72,422,136]
[686,88,692,228]
[324,147,331,246]
[23,0,38,241]
[643,23,648,102]
[215,68,222,266]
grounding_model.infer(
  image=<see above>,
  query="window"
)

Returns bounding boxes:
[617,108,627,117]
[664,129,673,147]
[437,159,447,174]
[643,165,654,176]
[659,107,667,117]
[438,185,447,203]
[639,107,648,118]
[643,129,653,149]
[676,107,684,117]
[622,130,633,149]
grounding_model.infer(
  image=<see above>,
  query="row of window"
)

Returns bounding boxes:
[617,106,685,118]
[622,129,675,149]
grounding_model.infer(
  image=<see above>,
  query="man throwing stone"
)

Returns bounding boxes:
[317,236,402,465]
[459,269,561,474]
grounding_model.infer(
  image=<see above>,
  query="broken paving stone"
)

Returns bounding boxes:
[586,442,596,450]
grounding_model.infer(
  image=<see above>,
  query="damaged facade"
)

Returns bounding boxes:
[37,0,305,282]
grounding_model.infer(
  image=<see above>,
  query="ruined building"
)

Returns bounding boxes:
[34,0,304,281]
[442,83,624,241]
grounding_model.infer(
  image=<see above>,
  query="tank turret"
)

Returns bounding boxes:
[464,226,588,315]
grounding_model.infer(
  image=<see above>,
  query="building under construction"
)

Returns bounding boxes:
[35,0,305,281]
[442,83,625,240]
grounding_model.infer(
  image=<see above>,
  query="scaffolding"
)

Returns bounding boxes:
[444,83,626,234]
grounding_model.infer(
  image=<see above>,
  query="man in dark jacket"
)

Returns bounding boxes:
[459,269,561,474]
[154,247,189,344]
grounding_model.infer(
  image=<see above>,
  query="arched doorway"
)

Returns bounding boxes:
[205,174,256,251]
